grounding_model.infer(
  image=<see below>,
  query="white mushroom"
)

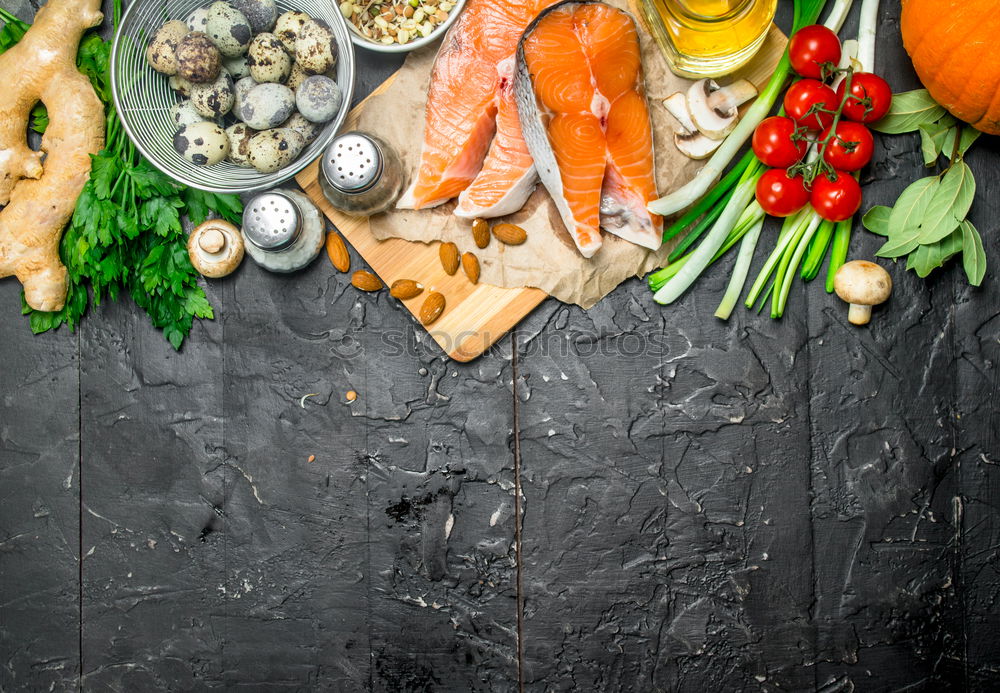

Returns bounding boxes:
[188,219,244,278]
[674,132,723,160]
[663,93,722,159]
[687,78,758,140]
[833,260,892,325]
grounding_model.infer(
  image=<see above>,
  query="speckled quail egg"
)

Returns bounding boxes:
[295,75,341,123]
[185,6,210,32]
[231,0,277,34]
[145,20,188,76]
[280,112,322,144]
[239,82,295,130]
[247,33,291,84]
[190,70,235,118]
[173,121,230,166]
[205,1,252,58]
[225,123,257,167]
[175,32,221,83]
[295,19,337,75]
[286,62,309,91]
[231,75,257,121]
[169,100,208,128]
[169,74,194,97]
[248,128,306,173]
[222,54,250,79]
[274,11,310,54]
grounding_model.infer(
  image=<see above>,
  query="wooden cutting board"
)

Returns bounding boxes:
[296,74,547,363]
[296,18,785,362]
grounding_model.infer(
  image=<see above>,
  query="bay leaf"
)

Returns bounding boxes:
[862,205,892,236]
[878,233,921,258]
[918,162,975,244]
[872,89,947,134]
[918,122,950,166]
[887,177,938,237]
[940,126,982,161]
[961,220,987,286]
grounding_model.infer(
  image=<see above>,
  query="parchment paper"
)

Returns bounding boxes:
[358,1,781,308]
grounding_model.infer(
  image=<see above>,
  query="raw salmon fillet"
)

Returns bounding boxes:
[397,0,558,215]
[515,1,662,257]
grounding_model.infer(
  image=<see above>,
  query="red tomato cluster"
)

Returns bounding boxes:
[753,25,892,222]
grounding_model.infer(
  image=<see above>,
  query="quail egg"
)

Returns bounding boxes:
[274,11,310,54]
[185,6,210,32]
[248,128,306,173]
[169,74,194,97]
[295,75,341,123]
[240,83,295,130]
[175,32,221,83]
[225,123,258,167]
[286,62,309,91]
[280,112,322,144]
[190,70,235,118]
[295,19,337,75]
[247,33,291,84]
[223,54,250,79]
[231,75,257,121]
[205,1,252,58]
[145,20,188,76]
[173,121,230,166]
[169,100,208,128]
[231,0,277,34]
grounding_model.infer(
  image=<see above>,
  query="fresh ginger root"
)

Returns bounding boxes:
[0,0,105,312]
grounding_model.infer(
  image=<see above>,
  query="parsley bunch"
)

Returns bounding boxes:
[1,5,244,349]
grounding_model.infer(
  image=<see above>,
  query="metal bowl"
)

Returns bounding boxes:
[111,0,356,193]
[345,0,466,54]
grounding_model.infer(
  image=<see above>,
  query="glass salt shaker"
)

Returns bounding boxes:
[241,189,325,273]
[319,131,405,216]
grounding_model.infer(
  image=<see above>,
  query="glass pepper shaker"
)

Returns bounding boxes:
[241,189,325,273]
[319,131,405,216]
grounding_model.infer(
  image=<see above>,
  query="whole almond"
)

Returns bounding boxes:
[471,218,490,249]
[325,231,350,273]
[439,242,460,275]
[351,270,383,292]
[390,279,423,300]
[462,252,480,284]
[419,291,445,325]
[492,222,527,245]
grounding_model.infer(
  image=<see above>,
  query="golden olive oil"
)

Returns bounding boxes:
[639,0,778,78]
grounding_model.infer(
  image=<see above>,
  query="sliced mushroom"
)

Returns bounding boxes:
[833,260,892,325]
[663,92,698,135]
[707,79,758,113]
[188,219,244,278]
[687,78,759,140]
[674,131,723,159]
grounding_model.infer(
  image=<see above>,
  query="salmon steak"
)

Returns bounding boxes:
[515,0,662,257]
[397,0,559,218]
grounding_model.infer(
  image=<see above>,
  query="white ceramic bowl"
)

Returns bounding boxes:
[345,0,466,53]
[111,0,356,193]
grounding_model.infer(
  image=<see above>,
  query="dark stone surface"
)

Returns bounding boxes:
[2,0,1000,691]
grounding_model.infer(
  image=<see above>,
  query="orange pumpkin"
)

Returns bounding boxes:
[901,0,1000,135]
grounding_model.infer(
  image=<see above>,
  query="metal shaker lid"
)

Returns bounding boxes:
[321,132,383,194]
[242,191,302,251]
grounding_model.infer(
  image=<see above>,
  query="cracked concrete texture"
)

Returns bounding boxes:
[2,0,1000,691]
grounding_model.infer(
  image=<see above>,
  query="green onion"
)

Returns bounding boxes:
[715,216,765,320]
[825,219,852,292]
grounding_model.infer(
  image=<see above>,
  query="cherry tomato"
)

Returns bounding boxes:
[756,168,811,218]
[820,121,874,171]
[836,72,893,123]
[752,116,809,168]
[784,79,838,131]
[810,170,862,221]
[788,25,842,80]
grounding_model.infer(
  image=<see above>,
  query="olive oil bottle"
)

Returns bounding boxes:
[639,0,778,78]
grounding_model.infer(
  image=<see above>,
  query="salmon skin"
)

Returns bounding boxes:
[515,0,662,257]
[397,0,559,217]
